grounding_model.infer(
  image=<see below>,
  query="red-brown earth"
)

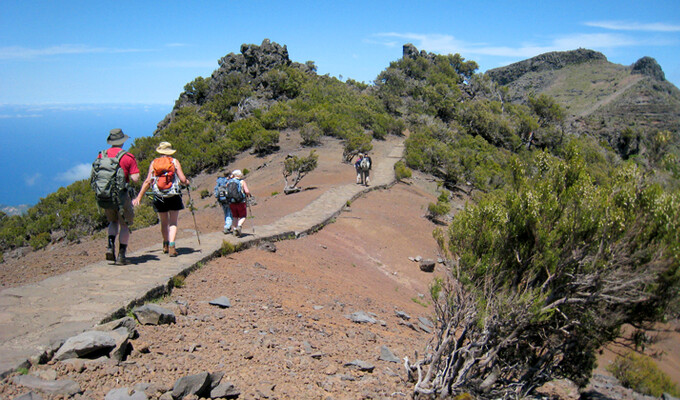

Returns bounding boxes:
[0,133,677,399]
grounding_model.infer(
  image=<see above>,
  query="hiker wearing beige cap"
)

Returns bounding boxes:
[133,141,189,257]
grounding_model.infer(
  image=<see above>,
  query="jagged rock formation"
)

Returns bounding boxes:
[631,56,665,81]
[486,49,607,86]
[156,39,316,132]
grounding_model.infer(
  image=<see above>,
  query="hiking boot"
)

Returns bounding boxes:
[115,244,129,265]
[234,226,242,237]
[106,235,116,261]
[163,241,169,254]
[168,245,178,257]
[114,254,129,265]
[223,227,232,235]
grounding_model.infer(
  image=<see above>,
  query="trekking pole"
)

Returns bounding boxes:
[185,185,201,245]
[246,197,255,236]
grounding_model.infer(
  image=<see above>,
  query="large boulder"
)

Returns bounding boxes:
[133,304,176,325]
[53,331,116,361]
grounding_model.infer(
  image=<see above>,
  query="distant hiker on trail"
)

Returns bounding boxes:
[90,128,140,266]
[214,171,235,234]
[227,169,251,237]
[132,141,189,257]
[354,152,372,185]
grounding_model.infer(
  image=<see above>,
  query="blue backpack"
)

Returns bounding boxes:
[215,176,230,203]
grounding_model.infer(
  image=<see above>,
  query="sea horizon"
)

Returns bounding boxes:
[0,103,172,208]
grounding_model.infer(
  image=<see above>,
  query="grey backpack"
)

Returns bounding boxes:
[90,149,129,209]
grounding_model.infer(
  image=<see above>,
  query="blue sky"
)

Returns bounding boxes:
[1,0,679,106]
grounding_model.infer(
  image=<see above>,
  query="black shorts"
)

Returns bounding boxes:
[152,195,184,213]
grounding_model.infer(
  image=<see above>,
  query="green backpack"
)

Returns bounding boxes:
[90,149,129,210]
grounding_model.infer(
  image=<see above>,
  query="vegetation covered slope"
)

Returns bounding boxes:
[486,49,680,169]
[1,40,678,398]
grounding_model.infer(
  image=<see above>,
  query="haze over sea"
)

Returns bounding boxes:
[0,103,171,208]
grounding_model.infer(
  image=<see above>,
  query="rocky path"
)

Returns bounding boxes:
[0,137,405,378]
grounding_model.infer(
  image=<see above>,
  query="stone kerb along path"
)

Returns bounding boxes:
[0,137,405,377]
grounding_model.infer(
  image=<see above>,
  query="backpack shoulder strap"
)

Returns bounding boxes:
[113,149,127,163]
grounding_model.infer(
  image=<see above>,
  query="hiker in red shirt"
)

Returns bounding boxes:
[99,129,140,265]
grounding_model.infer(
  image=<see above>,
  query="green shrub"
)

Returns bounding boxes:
[199,189,210,199]
[220,240,236,256]
[28,232,51,250]
[170,275,186,288]
[607,352,680,397]
[300,122,322,146]
[395,161,412,180]
[132,203,159,230]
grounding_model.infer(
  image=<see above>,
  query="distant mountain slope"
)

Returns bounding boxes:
[486,49,680,146]
[1,205,29,216]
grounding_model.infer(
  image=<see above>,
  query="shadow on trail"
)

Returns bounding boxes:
[177,247,201,256]
[127,254,160,264]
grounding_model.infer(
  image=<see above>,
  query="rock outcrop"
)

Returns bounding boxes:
[486,48,607,85]
[156,39,316,132]
[631,56,665,81]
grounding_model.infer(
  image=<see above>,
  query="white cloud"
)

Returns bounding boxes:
[25,173,41,186]
[56,164,92,182]
[373,32,647,59]
[0,44,151,60]
[585,21,680,32]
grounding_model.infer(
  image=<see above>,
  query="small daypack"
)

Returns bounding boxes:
[226,179,245,203]
[215,176,230,203]
[90,149,129,209]
[152,156,181,197]
[359,157,371,171]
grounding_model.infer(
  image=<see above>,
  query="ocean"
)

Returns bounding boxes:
[0,104,172,208]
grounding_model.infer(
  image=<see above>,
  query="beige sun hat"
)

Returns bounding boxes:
[156,141,176,155]
[232,169,243,178]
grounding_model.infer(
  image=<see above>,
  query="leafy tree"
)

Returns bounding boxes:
[283,151,318,192]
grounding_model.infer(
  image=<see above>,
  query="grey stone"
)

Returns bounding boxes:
[418,316,434,328]
[95,317,137,339]
[419,259,436,272]
[53,331,116,361]
[418,321,433,333]
[663,394,680,400]
[208,296,232,308]
[108,328,131,362]
[395,310,411,320]
[210,381,240,399]
[346,311,376,324]
[104,387,148,400]
[133,304,176,325]
[171,372,210,399]
[378,345,400,363]
[208,371,224,390]
[344,359,375,372]
[12,375,81,396]
[257,241,277,252]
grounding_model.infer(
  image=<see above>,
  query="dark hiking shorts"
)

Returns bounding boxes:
[152,195,184,213]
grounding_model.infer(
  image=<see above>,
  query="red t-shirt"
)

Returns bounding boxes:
[98,147,140,182]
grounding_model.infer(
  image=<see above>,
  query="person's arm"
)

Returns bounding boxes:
[132,164,154,206]
[241,180,251,197]
[174,159,189,186]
